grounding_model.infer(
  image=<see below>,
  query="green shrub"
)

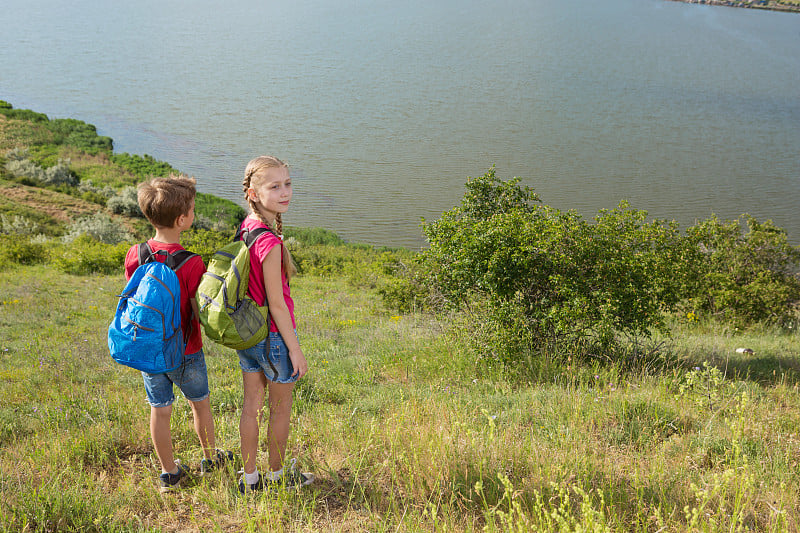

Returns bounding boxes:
[106,186,142,218]
[284,226,346,246]
[78,179,115,200]
[180,228,233,265]
[52,235,130,275]
[0,235,48,267]
[110,152,176,179]
[0,214,42,236]
[0,105,48,123]
[4,157,77,187]
[419,168,695,367]
[194,192,245,231]
[63,212,132,245]
[80,190,108,206]
[686,215,800,327]
[48,118,113,153]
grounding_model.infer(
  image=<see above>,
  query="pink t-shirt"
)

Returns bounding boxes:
[239,217,296,332]
[124,240,206,355]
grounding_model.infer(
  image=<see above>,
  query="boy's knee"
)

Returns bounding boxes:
[151,404,173,421]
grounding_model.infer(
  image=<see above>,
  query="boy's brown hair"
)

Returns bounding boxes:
[137,174,197,228]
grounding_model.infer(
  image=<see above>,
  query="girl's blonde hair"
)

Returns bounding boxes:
[242,155,297,279]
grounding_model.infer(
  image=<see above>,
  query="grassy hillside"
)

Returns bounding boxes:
[2,102,800,531]
[2,263,800,531]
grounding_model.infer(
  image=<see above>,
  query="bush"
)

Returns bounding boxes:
[284,226,346,246]
[48,118,113,153]
[0,214,42,236]
[180,228,234,265]
[419,168,695,367]
[52,235,130,275]
[686,215,800,327]
[5,157,77,187]
[194,192,246,231]
[110,153,176,179]
[0,235,48,267]
[62,213,132,245]
[106,187,142,218]
[0,104,48,123]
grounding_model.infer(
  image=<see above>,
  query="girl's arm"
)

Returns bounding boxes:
[262,245,307,378]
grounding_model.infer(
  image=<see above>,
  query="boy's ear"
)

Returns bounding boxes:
[175,212,188,228]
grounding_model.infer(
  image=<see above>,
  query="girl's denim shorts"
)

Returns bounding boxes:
[141,349,209,408]
[237,331,298,384]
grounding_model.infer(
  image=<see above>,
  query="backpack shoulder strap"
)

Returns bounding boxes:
[137,242,154,266]
[138,241,197,272]
[235,226,276,248]
[164,250,198,272]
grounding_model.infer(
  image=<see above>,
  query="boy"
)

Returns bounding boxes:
[125,175,231,492]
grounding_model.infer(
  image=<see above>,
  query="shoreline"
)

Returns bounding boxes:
[666,0,800,13]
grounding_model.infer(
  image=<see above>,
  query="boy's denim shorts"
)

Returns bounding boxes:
[141,350,210,408]
[237,331,298,384]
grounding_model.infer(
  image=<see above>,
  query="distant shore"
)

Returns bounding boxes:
[666,0,800,13]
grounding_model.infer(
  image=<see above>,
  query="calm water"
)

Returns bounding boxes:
[1,0,798,247]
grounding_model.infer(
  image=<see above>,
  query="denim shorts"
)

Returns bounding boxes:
[141,350,210,408]
[237,331,298,384]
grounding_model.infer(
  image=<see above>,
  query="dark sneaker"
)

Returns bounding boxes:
[201,449,235,475]
[238,472,264,494]
[279,458,314,488]
[159,461,190,493]
[282,469,315,488]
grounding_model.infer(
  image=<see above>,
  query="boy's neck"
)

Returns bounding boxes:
[152,227,182,244]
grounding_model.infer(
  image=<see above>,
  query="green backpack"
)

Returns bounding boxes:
[196,227,274,350]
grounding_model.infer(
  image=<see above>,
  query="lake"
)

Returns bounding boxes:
[1,0,798,248]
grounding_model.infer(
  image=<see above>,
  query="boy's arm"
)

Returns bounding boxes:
[190,297,200,321]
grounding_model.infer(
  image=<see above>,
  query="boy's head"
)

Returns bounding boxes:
[138,174,197,229]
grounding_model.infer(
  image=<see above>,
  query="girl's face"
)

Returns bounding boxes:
[249,166,292,219]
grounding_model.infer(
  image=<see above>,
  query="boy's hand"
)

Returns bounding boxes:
[289,348,308,379]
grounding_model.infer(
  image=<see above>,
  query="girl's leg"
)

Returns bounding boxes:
[266,381,295,472]
[150,405,176,472]
[240,371,268,474]
[188,397,215,459]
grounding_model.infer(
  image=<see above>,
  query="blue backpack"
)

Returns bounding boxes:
[108,243,197,374]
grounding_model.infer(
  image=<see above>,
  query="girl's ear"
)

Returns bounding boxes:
[247,187,259,202]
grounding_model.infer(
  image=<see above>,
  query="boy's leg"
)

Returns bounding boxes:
[266,381,295,473]
[188,397,215,459]
[240,370,267,475]
[142,371,179,474]
[171,351,215,459]
[150,405,178,473]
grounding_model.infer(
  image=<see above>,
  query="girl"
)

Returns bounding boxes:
[236,155,312,492]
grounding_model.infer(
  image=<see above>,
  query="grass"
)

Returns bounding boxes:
[1,262,799,532]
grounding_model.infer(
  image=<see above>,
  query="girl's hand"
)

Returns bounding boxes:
[289,348,308,379]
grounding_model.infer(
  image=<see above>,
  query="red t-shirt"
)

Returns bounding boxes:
[124,240,205,355]
[239,217,295,332]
